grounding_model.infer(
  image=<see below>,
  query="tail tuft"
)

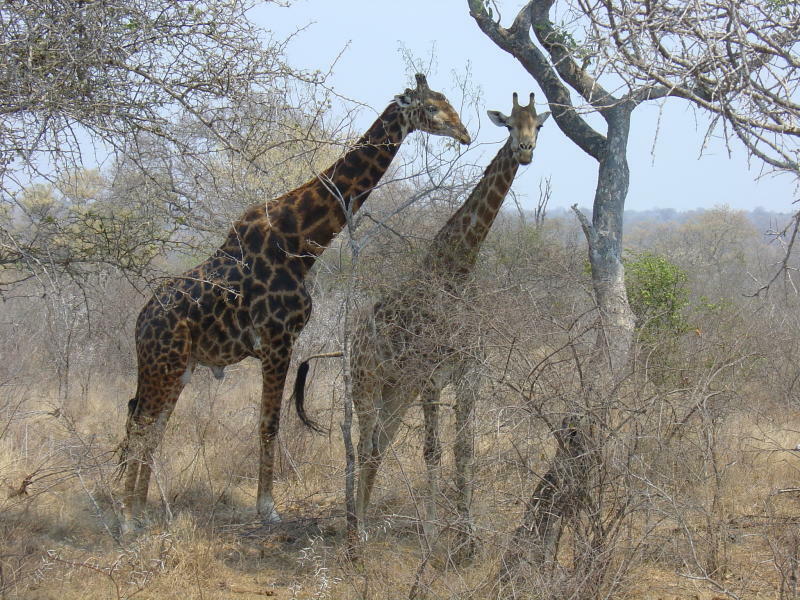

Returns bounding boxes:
[293,360,325,434]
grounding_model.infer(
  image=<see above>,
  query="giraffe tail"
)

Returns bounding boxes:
[293,352,343,435]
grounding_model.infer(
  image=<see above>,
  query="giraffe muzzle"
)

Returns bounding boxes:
[517,149,533,164]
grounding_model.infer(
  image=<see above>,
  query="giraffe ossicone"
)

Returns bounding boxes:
[118,74,470,534]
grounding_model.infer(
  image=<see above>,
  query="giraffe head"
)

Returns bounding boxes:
[487,92,550,165]
[394,73,472,145]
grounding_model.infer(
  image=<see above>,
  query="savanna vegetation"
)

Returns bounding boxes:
[2,1,800,599]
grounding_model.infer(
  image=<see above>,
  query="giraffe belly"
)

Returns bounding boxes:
[190,320,290,367]
[191,334,255,367]
[187,305,264,365]
[362,308,461,393]
[186,285,312,368]
[180,359,232,386]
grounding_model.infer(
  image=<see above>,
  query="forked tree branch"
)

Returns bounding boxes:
[467,0,608,161]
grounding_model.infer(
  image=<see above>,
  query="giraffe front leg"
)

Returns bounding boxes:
[453,368,478,558]
[421,385,442,546]
[257,360,288,523]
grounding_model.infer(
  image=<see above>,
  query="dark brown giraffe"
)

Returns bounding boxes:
[296,93,549,548]
[119,74,471,532]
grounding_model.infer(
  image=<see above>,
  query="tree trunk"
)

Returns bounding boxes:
[583,105,636,376]
[492,106,636,600]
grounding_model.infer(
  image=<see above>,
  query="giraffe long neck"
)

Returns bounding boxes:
[289,103,409,256]
[426,139,518,276]
[217,103,413,281]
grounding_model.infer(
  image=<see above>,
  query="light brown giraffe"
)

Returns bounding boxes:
[295,92,549,548]
[119,74,471,532]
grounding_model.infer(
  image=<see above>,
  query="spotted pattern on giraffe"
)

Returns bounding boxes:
[119,74,471,533]
[293,93,550,553]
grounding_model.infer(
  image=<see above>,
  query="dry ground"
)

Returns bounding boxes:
[2,364,800,599]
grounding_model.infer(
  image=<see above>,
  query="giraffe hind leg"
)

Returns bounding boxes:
[122,320,189,533]
[115,397,139,481]
[354,392,379,533]
[133,407,174,516]
[421,385,443,546]
[120,392,145,534]
[356,384,410,533]
[121,425,145,534]
[121,386,181,533]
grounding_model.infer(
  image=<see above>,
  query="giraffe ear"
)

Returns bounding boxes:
[487,110,510,127]
[537,111,551,126]
[395,93,414,107]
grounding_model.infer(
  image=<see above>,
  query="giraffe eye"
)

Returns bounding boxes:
[425,105,438,114]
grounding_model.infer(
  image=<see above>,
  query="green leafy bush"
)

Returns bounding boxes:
[624,251,690,339]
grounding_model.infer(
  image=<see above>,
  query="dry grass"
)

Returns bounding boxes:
[3,364,800,599]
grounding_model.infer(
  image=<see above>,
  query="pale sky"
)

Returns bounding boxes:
[255,0,798,213]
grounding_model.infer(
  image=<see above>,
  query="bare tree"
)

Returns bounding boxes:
[467,0,800,594]
[0,0,319,292]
